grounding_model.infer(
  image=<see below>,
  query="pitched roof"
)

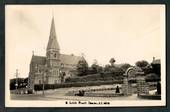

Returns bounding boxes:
[47,17,60,50]
[30,54,83,66]
[152,59,161,64]
[30,55,46,65]
[60,54,83,65]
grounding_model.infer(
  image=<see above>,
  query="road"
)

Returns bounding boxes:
[11,87,152,101]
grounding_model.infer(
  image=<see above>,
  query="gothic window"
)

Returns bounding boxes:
[39,80,41,84]
[35,64,39,72]
[53,70,58,75]
[54,53,56,58]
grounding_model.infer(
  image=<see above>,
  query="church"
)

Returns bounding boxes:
[28,17,84,89]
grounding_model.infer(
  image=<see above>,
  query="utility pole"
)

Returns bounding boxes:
[42,70,45,96]
[15,69,19,94]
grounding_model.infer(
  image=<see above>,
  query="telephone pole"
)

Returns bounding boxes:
[15,69,19,94]
[42,72,45,96]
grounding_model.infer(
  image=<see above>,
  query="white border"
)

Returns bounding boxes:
[5,5,166,107]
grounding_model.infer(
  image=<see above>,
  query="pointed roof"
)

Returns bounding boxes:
[30,55,46,65]
[30,54,83,66]
[47,17,60,50]
[60,54,83,65]
[50,17,56,38]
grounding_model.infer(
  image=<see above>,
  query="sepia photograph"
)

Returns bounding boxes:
[5,5,165,107]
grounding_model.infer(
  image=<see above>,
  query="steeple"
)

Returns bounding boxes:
[47,17,60,51]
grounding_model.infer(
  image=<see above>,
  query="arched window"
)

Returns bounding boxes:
[54,53,56,57]
[39,80,41,84]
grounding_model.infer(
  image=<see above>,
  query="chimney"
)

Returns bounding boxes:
[153,57,155,61]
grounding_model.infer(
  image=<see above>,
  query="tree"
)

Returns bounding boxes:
[110,67,124,74]
[135,60,149,68]
[142,64,153,74]
[145,73,160,82]
[135,60,152,74]
[89,59,104,74]
[109,58,116,66]
[93,59,98,65]
[91,63,98,74]
[104,64,111,73]
[121,63,131,72]
[90,63,104,74]
[97,66,103,74]
[77,59,88,76]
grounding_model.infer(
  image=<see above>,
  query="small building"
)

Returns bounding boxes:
[151,57,161,75]
[152,57,161,65]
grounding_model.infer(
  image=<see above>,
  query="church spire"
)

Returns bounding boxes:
[50,17,56,38]
[47,16,60,50]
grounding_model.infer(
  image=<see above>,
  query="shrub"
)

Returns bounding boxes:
[145,73,160,82]
[34,80,123,91]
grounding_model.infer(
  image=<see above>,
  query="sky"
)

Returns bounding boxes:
[5,5,165,78]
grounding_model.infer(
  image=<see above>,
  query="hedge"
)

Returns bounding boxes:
[65,72,124,83]
[34,80,123,91]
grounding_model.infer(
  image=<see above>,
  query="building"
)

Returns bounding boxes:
[152,57,161,65]
[151,57,161,75]
[28,17,84,89]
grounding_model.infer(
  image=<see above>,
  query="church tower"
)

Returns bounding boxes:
[46,17,61,84]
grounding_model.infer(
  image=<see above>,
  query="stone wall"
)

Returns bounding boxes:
[137,78,149,95]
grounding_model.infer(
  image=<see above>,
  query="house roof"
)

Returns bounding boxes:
[152,59,161,64]
[30,55,46,65]
[60,54,83,65]
[30,54,83,66]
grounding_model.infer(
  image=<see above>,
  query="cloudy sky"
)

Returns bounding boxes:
[6,5,165,78]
